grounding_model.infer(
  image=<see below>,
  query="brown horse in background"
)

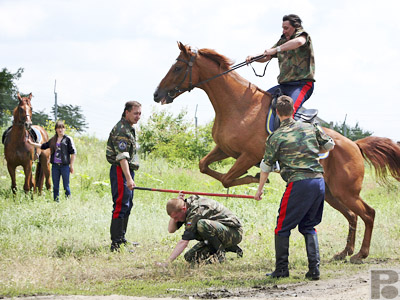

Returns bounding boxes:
[3,93,51,194]
[154,42,400,263]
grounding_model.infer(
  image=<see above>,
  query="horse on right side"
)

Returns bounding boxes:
[154,42,400,263]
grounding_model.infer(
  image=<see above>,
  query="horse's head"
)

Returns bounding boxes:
[14,93,33,130]
[154,42,200,105]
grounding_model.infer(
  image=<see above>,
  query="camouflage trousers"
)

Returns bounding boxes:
[184,219,243,263]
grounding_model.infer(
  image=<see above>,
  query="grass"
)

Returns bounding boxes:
[0,132,399,297]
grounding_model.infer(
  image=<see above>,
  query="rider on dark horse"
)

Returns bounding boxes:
[246,14,316,134]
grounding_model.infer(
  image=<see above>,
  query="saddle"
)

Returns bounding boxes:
[2,126,42,144]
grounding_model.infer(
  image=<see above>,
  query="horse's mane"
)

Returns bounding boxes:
[198,48,233,71]
[196,47,269,96]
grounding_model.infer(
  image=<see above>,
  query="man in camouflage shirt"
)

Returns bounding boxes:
[255,95,334,280]
[156,193,243,266]
[106,101,141,251]
[246,14,315,134]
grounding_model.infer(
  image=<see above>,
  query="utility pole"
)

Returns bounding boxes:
[343,114,347,137]
[54,80,58,121]
[194,104,198,140]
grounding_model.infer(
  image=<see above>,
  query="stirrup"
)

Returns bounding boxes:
[272,161,280,173]
[294,108,318,123]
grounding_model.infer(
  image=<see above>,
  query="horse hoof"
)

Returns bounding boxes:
[349,255,364,264]
[332,252,347,261]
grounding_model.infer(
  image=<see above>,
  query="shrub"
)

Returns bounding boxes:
[138,107,214,161]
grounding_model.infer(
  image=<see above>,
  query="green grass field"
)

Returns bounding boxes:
[0,133,399,297]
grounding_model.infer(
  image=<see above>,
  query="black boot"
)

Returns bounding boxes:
[225,245,243,258]
[122,216,128,244]
[266,235,290,278]
[206,235,226,263]
[110,218,124,252]
[121,216,139,247]
[304,233,320,280]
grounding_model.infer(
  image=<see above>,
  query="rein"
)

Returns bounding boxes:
[13,115,27,126]
[13,106,31,126]
[168,53,270,98]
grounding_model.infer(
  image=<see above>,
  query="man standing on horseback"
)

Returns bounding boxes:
[246,14,315,134]
[254,95,334,280]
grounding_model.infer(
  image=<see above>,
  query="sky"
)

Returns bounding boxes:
[1,0,399,141]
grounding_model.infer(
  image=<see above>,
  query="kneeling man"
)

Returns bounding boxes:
[158,193,243,266]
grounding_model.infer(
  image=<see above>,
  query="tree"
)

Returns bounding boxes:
[32,109,52,127]
[0,68,23,126]
[51,104,88,133]
[332,121,373,141]
[138,107,214,161]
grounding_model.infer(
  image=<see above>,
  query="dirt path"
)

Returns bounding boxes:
[6,271,372,300]
[193,272,370,299]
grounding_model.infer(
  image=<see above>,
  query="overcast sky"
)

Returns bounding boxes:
[1,0,399,141]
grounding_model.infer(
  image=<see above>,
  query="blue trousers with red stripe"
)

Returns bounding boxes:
[110,165,135,219]
[267,81,314,133]
[275,178,324,237]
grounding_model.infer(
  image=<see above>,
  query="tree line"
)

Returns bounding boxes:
[0,68,87,132]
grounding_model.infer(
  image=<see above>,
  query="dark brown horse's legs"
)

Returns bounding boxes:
[7,164,17,194]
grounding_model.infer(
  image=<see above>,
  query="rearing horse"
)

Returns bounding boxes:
[3,93,51,194]
[154,42,400,263]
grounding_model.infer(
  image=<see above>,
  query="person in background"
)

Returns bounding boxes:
[156,192,243,266]
[255,95,334,280]
[29,120,76,202]
[106,101,141,252]
[246,14,315,134]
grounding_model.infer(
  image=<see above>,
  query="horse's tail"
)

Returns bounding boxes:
[355,136,400,184]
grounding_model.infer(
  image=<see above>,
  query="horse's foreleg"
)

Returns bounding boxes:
[7,164,17,194]
[199,146,229,182]
[220,154,260,188]
[324,185,358,260]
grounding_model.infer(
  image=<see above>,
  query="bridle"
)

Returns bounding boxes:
[167,50,198,99]
[167,50,270,100]
[13,104,32,127]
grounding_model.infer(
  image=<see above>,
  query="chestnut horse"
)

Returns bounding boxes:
[154,42,400,263]
[4,93,51,194]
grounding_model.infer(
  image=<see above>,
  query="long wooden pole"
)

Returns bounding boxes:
[134,186,254,199]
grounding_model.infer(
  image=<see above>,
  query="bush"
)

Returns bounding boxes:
[138,107,214,161]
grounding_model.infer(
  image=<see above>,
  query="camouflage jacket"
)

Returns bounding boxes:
[262,118,333,183]
[272,28,315,83]
[106,118,139,170]
[178,195,242,241]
